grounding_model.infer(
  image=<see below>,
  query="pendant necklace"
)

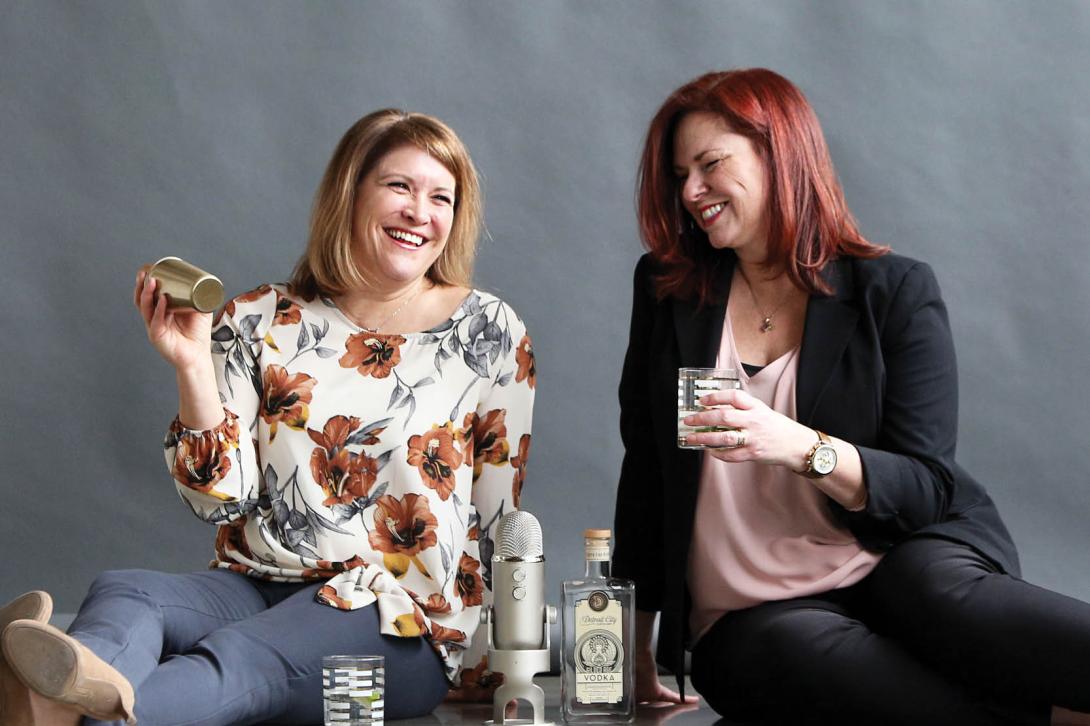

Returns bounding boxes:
[351,283,425,334]
[738,268,789,333]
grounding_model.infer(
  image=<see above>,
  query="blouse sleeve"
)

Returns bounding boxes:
[163,288,276,523]
[458,301,536,686]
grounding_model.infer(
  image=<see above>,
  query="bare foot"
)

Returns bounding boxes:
[1053,706,1090,725]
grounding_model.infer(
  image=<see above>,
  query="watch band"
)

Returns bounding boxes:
[800,430,834,478]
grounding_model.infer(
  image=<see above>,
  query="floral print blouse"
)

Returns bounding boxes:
[163,283,535,684]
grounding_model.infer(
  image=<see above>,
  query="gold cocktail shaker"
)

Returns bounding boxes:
[148,256,224,313]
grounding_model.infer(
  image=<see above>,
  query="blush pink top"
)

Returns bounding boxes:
[687,310,882,644]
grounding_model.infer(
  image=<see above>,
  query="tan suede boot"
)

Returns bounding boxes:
[0,592,53,726]
[1,619,135,725]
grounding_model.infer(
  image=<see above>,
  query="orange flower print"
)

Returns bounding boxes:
[316,585,353,610]
[273,291,302,326]
[307,415,379,507]
[456,656,504,698]
[170,412,240,500]
[368,494,439,557]
[430,621,466,645]
[393,604,428,637]
[214,517,253,561]
[221,284,273,321]
[339,333,406,379]
[422,593,453,614]
[307,414,385,451]
[472,409,510,481]
[454,553,484,608]
[302,555,367,580]
[458,412,477,471]
[310,446,378,507]
[260,365,316,441]
[407,423,464,501]
[510,434,531,509]
[515,334,536,389]
[306,415,361,452]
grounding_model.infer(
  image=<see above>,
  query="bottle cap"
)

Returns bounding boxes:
[584,528,611,539]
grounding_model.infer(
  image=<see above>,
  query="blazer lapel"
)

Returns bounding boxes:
[664,269,731,670]
[797,258,859,425]
[672,260,733,368]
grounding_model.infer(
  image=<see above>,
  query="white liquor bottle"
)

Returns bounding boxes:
[560,529,635,723]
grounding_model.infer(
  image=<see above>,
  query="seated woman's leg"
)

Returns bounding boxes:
[69,568,270,690]
[2,569,273,725]
[865,536,1090,714]
[117,582,449,726]
[690,588,1043,726]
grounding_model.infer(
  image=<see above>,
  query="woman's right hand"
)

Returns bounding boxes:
[134,265,214,371]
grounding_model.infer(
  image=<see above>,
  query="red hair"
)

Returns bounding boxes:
[637,68,887,304]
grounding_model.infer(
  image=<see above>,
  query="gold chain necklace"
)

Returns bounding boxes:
[349,283,425,334]
[737,268,789,333]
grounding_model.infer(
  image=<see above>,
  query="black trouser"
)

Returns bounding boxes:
[691,537,1090,725]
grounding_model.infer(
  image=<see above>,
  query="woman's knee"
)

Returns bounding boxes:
[85,569,162,600]
[693,604,866,716]
[748,601,860,650]
[870,538,997,616]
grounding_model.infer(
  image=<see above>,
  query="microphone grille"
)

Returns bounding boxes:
[495,511,543,560]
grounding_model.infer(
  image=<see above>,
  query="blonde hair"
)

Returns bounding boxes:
[290,109,482,298]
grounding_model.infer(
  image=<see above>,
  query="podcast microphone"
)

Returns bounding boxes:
[483,511,556,725]
[493,511,547,650]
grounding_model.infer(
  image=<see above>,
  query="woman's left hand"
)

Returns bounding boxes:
[682,388,814,467]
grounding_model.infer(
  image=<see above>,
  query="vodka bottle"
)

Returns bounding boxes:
[560,529,635,723]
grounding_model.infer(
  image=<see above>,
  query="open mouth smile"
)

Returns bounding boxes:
[385,227,427,249]
[699,202,727,226]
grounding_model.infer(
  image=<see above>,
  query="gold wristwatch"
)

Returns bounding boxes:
[800,430,837,478]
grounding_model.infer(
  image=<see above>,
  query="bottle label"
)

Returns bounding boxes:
[573,591,625,704]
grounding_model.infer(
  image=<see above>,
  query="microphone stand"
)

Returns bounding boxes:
[481,603,557,725]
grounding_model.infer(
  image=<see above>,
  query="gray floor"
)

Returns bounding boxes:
[418,676,720,726]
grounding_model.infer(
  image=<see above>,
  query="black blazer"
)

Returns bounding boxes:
[611,251,1019,691]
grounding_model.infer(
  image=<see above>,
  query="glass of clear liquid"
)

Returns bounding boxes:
[677,367,741,449]
[323,655,384,725]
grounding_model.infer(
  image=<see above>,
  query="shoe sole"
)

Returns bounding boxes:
[2,622,135,724]
[1,592,54,722]
[3,625,79,701]
[0,593,53,631]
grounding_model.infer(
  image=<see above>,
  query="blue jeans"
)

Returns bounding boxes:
[68,569,449,725]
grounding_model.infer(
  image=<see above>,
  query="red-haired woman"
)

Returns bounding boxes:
[612,69,1090,725]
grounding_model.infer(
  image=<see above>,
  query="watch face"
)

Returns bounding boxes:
[812,445,837,475]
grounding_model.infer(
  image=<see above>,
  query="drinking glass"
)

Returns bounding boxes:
[323,655,385,725]
[677,367,741,449]
[147,256,224,312]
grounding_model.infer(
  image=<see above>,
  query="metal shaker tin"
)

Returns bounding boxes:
[148,256,224,313]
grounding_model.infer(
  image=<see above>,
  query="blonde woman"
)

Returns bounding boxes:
[1,109,535,725]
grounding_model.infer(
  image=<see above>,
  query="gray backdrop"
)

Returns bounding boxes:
[3,1,1090,623]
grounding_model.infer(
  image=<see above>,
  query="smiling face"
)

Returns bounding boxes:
[351,144,457,290]
[673,111,771,258]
